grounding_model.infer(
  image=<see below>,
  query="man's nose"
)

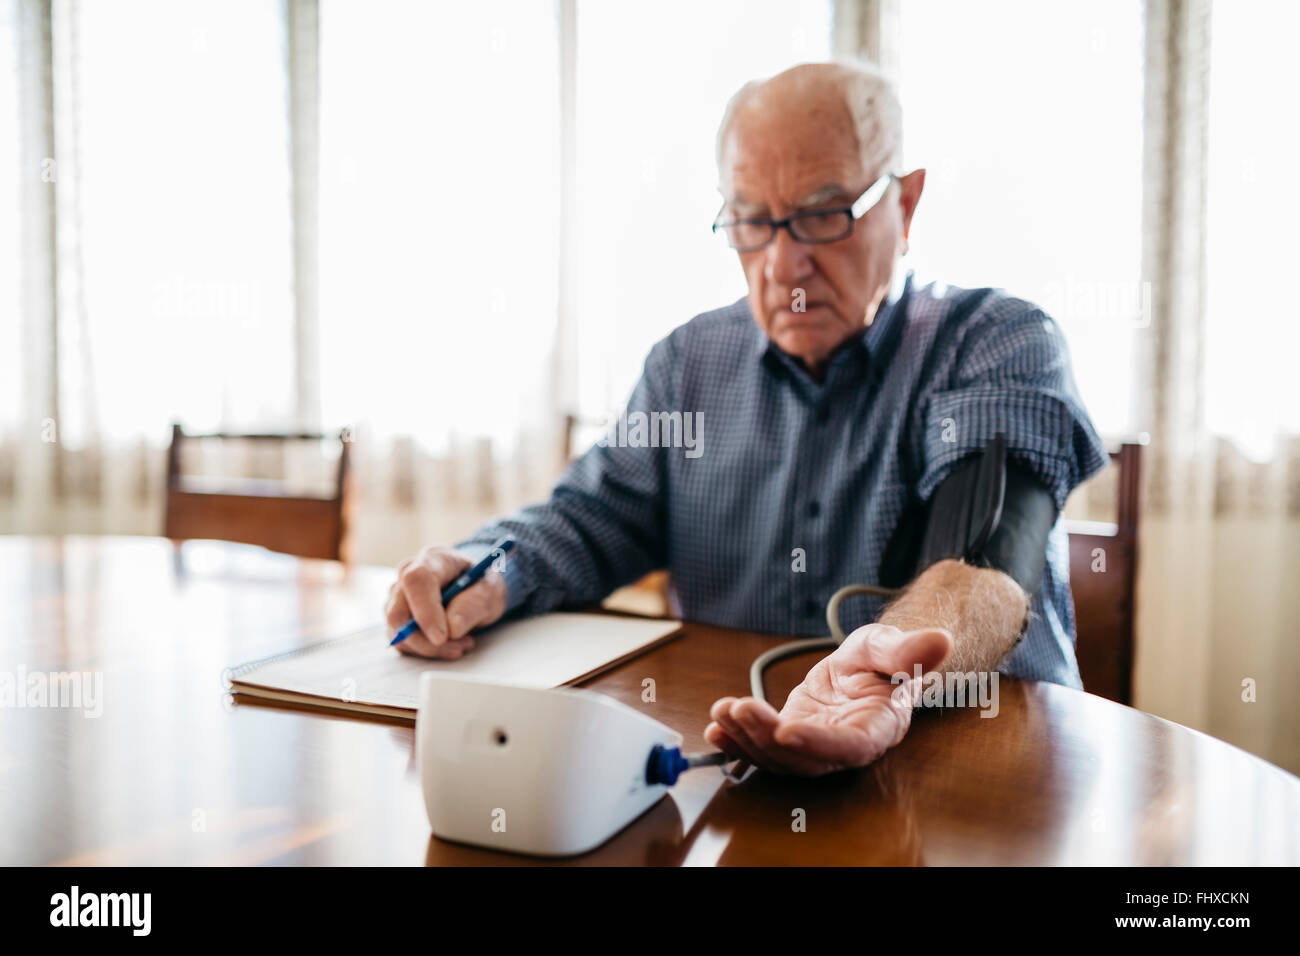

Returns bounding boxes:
[764,226,815,286]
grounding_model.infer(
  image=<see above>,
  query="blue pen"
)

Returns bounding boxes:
[390,536,517,646]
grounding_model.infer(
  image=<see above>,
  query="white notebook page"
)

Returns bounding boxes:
[230,613,682,711]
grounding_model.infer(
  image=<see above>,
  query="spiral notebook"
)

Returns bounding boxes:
[226,612,682,721]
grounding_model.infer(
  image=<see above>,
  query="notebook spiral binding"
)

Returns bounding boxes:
[223,627,376,686]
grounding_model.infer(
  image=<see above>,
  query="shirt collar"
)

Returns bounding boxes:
[753,268,913,382]
[863,267,912,363]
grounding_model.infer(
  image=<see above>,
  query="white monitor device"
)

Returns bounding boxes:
[417,674,682,857]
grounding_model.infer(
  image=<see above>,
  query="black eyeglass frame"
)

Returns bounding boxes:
[711,171,898,252]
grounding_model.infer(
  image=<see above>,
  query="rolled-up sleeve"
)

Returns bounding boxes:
[916,305,1108,510]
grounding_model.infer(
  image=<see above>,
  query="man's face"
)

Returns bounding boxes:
[718,83,922,377]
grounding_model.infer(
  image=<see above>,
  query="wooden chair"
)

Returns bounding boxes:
[164,423,353,562]
[1066,442,1143,705]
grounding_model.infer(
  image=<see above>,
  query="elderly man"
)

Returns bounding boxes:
[386,61,1106,776]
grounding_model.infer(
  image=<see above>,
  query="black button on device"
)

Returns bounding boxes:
[806,500,820,518]
[803,598,819,617]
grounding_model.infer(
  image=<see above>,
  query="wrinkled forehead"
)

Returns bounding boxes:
[718,98,865,211]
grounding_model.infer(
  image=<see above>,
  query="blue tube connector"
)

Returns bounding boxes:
[645,744,690,786]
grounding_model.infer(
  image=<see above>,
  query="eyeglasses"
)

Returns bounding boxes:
[711,172,897,252]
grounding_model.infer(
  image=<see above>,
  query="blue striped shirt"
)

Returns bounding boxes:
[461,271,1108,687]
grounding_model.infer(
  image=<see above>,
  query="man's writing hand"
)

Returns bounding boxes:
[704,624,952,776]
[385,546,506,659]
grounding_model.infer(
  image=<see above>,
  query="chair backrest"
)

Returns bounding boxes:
[1066,443,1143,704]
[562,413,602,464]
[164,423,353,562]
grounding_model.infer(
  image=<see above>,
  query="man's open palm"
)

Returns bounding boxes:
[704,624,953,776]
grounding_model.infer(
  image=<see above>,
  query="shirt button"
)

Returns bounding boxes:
[804,598,819,617]
[806,500,820,518]
[815,404,830,424]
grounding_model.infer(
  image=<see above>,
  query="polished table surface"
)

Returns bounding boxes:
[3,535,1298,866]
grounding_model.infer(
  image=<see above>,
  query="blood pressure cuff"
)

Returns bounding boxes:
[921,433,1057,592]
[881,433,1058,595]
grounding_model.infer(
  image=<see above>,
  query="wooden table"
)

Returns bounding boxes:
[3,535,1297,866]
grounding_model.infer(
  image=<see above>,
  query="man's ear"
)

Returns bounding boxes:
[897,168,926,242]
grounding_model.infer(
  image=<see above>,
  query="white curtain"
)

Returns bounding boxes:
[1135,0,1300,775]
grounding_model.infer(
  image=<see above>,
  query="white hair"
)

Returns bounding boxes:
[715,60,903,177]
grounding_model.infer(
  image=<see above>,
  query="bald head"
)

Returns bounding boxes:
[716,61,903,180]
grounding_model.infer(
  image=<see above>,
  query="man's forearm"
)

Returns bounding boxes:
[457,487,662,618]
[878,558,1028,675]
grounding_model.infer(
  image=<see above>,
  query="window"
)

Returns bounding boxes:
[897,0,1144,437]
[572,0,833,418]
[73,0,294,445]
[0,0,19,438]
[1205,0,1300,459]
[318,0,562,451]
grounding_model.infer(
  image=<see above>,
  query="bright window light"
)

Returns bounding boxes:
[74,0,294,446]
[573,0,832,417]
[318,0,561,452]
[1205,0,1300,460]
[898,0,1144,438]
[0,0,20,438]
